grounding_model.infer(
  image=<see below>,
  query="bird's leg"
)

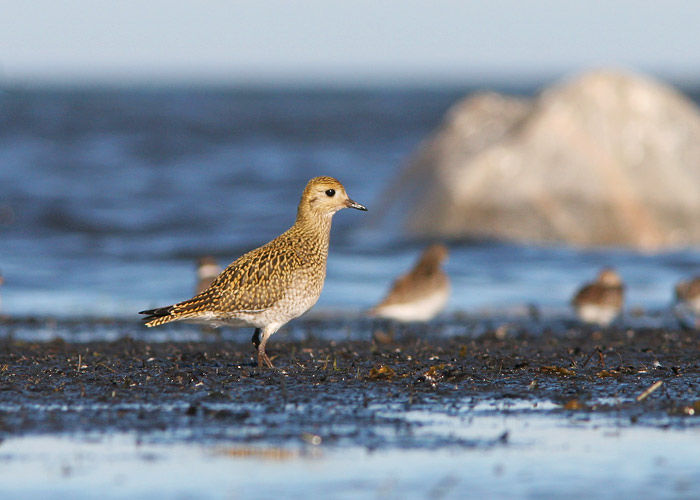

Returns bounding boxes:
[256,329,274,368]
[251,328,261,349]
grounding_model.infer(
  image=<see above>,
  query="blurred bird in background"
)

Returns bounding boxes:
[571,268,624,326]
[369,243,450,323]
[195,256,222,295]
[673,275,700,329]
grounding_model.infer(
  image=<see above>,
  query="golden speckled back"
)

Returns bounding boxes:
[144,212,332,326]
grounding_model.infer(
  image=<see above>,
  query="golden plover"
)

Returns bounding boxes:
[140,176,367,367]
[195,256,222,295]
[368,243,450,322]
[571,268,624,326]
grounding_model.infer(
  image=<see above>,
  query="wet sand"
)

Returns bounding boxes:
[0,317,699,498]
[1,319,698,440]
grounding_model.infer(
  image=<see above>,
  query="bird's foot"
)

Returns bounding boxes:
[252,328,274,368]
[257,349,274,369]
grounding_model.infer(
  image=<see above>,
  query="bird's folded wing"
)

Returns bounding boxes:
[177,241,304,315]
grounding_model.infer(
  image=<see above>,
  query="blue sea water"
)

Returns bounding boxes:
[1,87,699,319]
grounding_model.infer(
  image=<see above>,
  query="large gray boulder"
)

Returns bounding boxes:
[390,71,700,249]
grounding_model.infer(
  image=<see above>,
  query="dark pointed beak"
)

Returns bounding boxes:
[345,198,367,211]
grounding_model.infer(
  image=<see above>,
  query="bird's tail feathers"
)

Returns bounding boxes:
[140,289,219,327]
[139,305,177,327]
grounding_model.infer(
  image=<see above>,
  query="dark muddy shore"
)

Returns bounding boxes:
[1,318,699,446]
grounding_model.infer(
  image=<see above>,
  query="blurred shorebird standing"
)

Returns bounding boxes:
[673,275,700,328]
[195,256,223,337]
[368,243,450,322]
[195,256,222,295]
[674,276,700,314]
[571,268,625,326]
[140,176,367,368]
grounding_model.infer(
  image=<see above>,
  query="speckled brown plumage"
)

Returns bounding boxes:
[571,268,624,326]
[140,176,366,367]
[369,244,450,322]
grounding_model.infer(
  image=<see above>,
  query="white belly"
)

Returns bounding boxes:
[575,304,620,326]
[211,270,324,329]
[373,288,449,322]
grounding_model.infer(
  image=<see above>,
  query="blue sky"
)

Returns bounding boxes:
[2,0,699,86]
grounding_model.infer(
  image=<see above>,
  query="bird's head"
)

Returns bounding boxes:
[597,268,622,287]
[298,176,367,220]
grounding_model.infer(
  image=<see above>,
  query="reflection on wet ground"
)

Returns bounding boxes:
[0,316,699,498]
[2,408,699,499]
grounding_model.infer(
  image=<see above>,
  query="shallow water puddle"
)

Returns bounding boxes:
[1,401,699,500]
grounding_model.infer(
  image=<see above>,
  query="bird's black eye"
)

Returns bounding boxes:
[325,189,335,197]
